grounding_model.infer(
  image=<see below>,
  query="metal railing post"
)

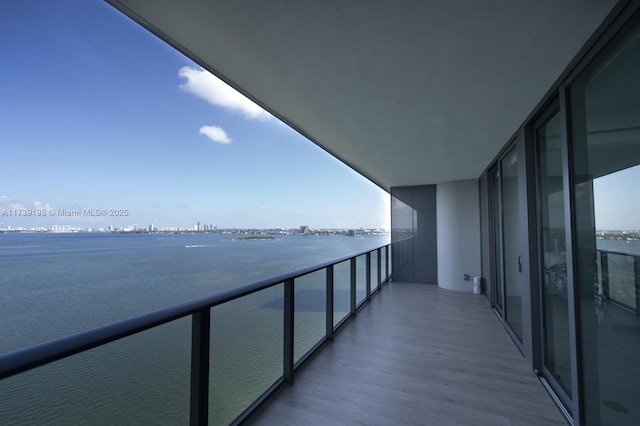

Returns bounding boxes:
[283,279,295,383]
[377,248,382,288]
[326,265,334,340]
[366,252,371,300]
[384,245,389,281]
[190,308,211,426]
[350,258,357,315]
[635,255,640,316]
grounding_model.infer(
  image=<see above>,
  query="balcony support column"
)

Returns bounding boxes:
[366,252,371,300]
[190,308,210,426]
[350,258,356,315]
[283,279,295,384]
[326,266,334,340]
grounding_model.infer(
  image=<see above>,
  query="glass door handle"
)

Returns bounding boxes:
[518,255,522,273]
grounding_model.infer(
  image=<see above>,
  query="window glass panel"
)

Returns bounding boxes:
[571,23,640,426]
[390,186,437,283]
[538,112,572,397]
[391,188,415,281]
[501,147,523,340]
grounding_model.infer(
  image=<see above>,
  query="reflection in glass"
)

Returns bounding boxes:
[601,251,636,311]
[571,24,640,426]
[537,112,572,397]
[391,189,415,280]
[390,186,437,283]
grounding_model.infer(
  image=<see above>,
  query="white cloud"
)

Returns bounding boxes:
[1,195,26,210]
[0,196,53,211]
[33,200,53,211]
[199,125,231,144]
[179,66,271,120]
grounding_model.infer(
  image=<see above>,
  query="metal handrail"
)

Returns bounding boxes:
[596,247,640,258]
[0,243,391,425]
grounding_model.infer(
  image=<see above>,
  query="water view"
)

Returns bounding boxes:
[0,231,389,425]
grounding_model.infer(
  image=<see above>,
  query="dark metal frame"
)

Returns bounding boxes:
[0,244,391,426]
[487,165,505,318]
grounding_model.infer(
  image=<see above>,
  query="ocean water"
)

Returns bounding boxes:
[0,232,389,425]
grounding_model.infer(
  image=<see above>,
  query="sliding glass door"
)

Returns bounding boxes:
[501,146,523,341]
[490,143,523,342]
[535,107,573,409]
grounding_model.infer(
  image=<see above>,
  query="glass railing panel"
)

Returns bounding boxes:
[209,284,283,425]
[605,252,637,311]
[333,260,351,326]
[386,245,392,280]
[371,250,379,291]
[294,270,327,363]
[0,318,191,425]
[356,254,367,304]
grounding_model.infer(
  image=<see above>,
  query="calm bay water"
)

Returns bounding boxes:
[0,232,389,425]
[597,238,640,256]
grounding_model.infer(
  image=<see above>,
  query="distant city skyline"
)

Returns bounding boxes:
[0,217,390,233]
[0,1,389,231]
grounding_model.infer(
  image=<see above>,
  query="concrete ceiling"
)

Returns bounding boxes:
[108,0,617,191]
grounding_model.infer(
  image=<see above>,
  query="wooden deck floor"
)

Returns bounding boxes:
[249,281,566,425]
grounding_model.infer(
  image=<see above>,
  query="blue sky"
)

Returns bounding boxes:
[0,1,390,230]
[593,165,640,231]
